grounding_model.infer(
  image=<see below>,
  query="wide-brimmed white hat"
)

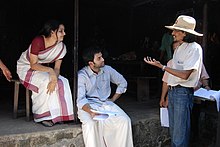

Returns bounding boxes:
[165,15,203,36]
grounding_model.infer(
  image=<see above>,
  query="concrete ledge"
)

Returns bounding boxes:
[0,118,170,147]
[0,98,171,146]
[0,125,84,147]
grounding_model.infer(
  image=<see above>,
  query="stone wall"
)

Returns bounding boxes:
[0,125,84,147]
[0,118,170,147]
[133,119,170,147]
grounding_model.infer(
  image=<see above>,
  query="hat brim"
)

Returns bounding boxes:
[165,25,203,36]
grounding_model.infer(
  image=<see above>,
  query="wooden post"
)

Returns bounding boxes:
[73,0,79,123]
[216,112,220,147]
[202,2,208,64]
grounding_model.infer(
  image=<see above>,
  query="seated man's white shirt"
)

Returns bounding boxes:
[167,42,203,87]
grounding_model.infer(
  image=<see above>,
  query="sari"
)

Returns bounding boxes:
[17,42,74,123]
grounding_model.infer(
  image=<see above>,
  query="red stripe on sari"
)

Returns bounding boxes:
[52,115,74,123]
[57,79,68,116]
[51,43,64,63]
[34,111,51,119]
[38,43,57,54]
[21,69,39,93]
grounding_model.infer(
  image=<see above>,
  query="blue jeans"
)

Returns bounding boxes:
[168,86,194,147]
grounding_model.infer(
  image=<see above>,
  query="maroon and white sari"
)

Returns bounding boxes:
[17,42,74,123]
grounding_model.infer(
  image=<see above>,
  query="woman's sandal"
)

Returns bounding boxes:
[41,120,54,127]
[57,121,64,124]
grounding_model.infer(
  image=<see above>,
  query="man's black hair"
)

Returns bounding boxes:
[82,46,103,66]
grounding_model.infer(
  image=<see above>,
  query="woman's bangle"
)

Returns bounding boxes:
[162,65,166,71]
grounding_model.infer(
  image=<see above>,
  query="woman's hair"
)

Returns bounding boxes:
[82,46,102,66]
[39,20,62,37]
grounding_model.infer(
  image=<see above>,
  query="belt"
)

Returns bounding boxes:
[88,97,106,102]
[168,85,193,90]
[168,85,182,90]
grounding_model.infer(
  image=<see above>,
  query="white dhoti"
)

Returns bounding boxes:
[78,101,133,147]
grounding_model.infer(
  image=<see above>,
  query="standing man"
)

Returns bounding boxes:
[144,15,203,147]
[77,47,133,147]
[160,42,211,108]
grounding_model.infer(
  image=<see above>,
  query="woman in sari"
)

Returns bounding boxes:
[17,20,74,127]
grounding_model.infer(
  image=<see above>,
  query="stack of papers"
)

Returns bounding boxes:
[194,88,220,111]
[160,108,169,127]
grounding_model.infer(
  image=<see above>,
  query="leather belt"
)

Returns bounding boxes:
[168,85,182,90]
[168,85,193,90]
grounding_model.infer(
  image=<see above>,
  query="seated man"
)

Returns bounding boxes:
[77,47,133,147]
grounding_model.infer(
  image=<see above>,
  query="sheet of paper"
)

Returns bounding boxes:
[93,114,109,120]
[160,108,169,127]
[214,95,220,112]
[91,109,118,120]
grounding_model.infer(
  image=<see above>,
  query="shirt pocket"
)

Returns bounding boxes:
[97,76,110,91]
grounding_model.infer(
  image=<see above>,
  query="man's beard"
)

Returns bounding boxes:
[99,62,105,68]
[94,62,105,68]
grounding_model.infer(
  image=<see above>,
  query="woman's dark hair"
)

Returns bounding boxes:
[82,46,102,66]
[39,20,61,37]
[183,32,197,43]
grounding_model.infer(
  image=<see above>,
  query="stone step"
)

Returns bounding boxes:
[0,124,84,147]
[0,108,170,147]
